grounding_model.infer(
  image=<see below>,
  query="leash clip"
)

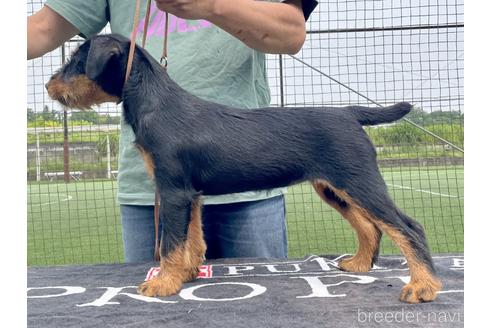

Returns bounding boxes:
[160,56,168,68]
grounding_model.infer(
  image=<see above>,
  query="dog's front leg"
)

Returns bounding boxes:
[137,191,206,297]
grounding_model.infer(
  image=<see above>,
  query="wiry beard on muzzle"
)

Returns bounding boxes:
[46,75,120,110]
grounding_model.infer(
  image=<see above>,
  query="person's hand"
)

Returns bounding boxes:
[154,0,216,20]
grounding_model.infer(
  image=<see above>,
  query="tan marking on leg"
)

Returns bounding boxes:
[312,179,441,303]
[312,179,379,272]
[185,197,207,281]
[338,207,380,272]
[371,220,442,303]
[138,198,206,297]
[46,75,120,109]
[136,145,155,180]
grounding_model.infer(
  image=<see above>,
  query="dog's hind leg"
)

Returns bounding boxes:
[313,177,441,303]
[137,191,206,297]
[368,208,442,303]
[312,179,382,272]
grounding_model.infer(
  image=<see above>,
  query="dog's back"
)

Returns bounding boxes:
[182,102,410,196]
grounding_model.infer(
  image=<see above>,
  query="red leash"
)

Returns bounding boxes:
[125,0,168,82]
[125,0,169,261]
[124,0,141,83]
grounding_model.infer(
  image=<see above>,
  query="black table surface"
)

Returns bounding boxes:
[28,254,464,328]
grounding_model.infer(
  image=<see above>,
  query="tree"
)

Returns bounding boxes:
[27,108,36,122]
[70,110,101,124]
[405,107,464,126]
[41,105,57,122]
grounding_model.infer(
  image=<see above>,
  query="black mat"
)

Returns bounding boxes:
[28,255,463,327]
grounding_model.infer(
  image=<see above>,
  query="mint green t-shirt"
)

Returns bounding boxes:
[46,0,286,205]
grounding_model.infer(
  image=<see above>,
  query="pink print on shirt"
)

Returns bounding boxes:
[137,3,212,37]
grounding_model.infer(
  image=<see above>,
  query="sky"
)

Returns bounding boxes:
[27,0,464,114]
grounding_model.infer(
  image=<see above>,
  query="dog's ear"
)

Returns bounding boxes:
[85,38,122,81]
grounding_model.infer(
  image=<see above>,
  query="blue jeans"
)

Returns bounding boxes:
[120,195,288,262]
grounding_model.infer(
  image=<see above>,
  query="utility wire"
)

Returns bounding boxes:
[288,55,465,153]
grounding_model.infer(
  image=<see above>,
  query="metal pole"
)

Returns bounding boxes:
[106,134,111,179]
[306,23,464,35]
[278,54,284,107]
[36,132,41,182]
[287,55,465,153]
[63,110,69,183]
[61,45,70,183]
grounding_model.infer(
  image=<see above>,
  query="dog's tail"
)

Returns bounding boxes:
[349,102,413,126]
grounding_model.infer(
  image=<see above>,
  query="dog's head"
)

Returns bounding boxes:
[46,34,132,109]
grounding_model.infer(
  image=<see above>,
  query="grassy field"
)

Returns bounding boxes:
[27,166,463,266]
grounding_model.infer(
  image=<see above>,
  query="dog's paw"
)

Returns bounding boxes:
[182,267,199,283]
[137,275,182,298]
[338,256,372,272]
[399,279,442,303]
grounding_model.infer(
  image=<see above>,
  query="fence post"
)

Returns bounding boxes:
[278,54,284,107]
[106,134,111,179]
[61,45,70,183]
[36,132,41,182]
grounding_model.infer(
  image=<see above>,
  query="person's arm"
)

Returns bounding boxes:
[154,0,307,54]
[27,6,79,60]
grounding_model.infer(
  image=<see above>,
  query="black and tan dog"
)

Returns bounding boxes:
[46,34,441,303]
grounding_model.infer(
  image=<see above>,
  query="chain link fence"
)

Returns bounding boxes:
[27,0,464,266]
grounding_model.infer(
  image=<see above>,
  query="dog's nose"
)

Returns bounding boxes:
[45,72,60,91]
[45,76,54,91]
